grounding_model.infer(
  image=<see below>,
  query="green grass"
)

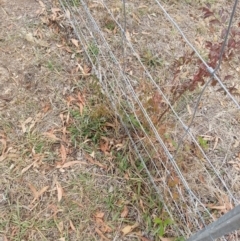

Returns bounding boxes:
[68,106,112,147]
[88,42,99,62]
[62,0,81,7]
[198,136,209,150]
[154,217,174,237]
[105,20,116,31]
[67,94,180,239]
[141,49,163,67]
[47,61,55,71]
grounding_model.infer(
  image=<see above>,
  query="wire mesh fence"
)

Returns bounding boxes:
[58,0,240,240]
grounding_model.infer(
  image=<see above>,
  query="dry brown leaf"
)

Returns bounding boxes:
[207,193,234,214]
[187,104,192,115]
[139,199,146,212]
[124,172,130,180]
[66,95,76,107]
[140,237,151,241]
[62,161,87,168]
[94,211,112,233]
[77,92,85,115]
[131,12,141,24]
[38,0,45,8]
[105,122,116,129]
[90,151,95,158]
[72,200,84,208]
[61,126,68,143]
[83,64,91,74]
[101,223,112,233]
[56,161,87,169]
[233,139,239,148]
[168,176,180,188]
[42,102,51,113]
[48,204,63,218]
[71,39,79,48]
[0,138,7,155]
[95,211,105,219]
[172,191,179,201]
[95,228,110,241]
[28,183,38,199]
[77,92,85,104]
[222,194,233,211]
[121,223,139,236]
[30,186,49,204]
[40,16,49,24]
[213,136,219,150]
[51,8,61,14]
[121,205,129,218]
[21,160,38,174]
[63,46,72,53]
[208,205,226,210]
[56,182,63,202]
[21,117,33,133]
[85,154,107,169]
[69,220,76,232]
[100,140,109,154]
[77,102,84,115]
[35,39,49,47]
[25,33,35,43]
[126,30,131,42]
[42,131,61,141]
[37,186,49,197]
[160,238,175,241]
[59,113,65,126]
[65,9,70,19]
[57,221,64,233]
[78,64,92,76]
[60,144,67,164]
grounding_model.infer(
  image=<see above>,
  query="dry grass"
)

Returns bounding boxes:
[59,0,240,240]
[0,1,173,241]
[1,0,240,240]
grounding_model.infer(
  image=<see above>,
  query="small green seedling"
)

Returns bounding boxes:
[105,20,115,31]
[141,50,163,67]
[175,237,186,241]
[198,136,209,150]
[47,61,54,71]
[88,43,99,59]
[154,217,174,237]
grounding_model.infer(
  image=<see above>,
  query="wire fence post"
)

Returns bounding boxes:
[187,205,240,241]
